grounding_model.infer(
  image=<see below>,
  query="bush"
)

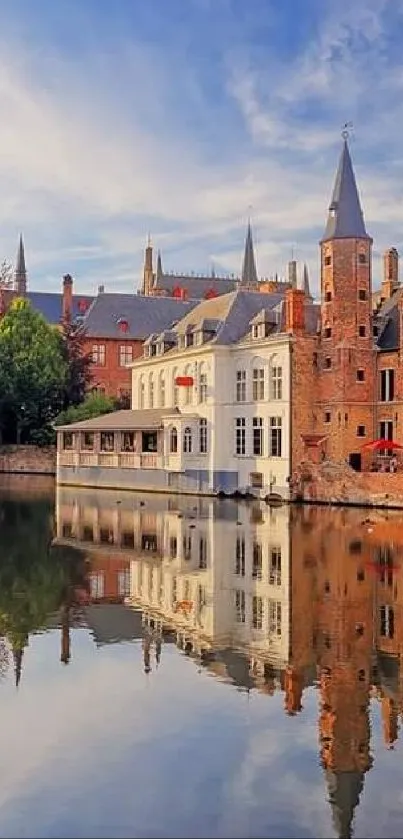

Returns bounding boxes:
[54,392,119,427]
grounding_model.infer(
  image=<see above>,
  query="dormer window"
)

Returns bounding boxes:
[186,332,194,347]
[150,343,157,357]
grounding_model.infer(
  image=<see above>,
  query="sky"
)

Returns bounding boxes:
[1,0,403,295]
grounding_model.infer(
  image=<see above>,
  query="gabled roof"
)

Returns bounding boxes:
[81,293,196,339]
[322,140,370,243]
[170,289,287,346]
[374,288,403,351]
[154,272,237,299]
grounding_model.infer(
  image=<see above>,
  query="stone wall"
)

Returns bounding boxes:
[291,460,403,509]
[0,445,56,475]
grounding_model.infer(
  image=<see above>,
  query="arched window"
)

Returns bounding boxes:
[199,418,207,453]
[149,374,154,409]
[198,363,208,403]
[170,427,178,453]
[184,364,193,405]
[159,373,166,408]
[183,426,192,453]
[139,376,145,409]
[172,368,179,407]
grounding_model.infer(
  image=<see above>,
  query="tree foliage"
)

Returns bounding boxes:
[0,493,88,681]
[60,317,93,409]
[0,298,67,444]
[54,391,118,427]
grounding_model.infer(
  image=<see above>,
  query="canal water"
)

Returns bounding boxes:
[0,476,402,838]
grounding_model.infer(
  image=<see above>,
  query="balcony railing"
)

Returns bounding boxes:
[59,451,161,470]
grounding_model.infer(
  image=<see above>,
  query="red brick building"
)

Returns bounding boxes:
[287,134,395,472]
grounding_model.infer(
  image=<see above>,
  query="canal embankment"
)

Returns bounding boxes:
[0,445,56,475]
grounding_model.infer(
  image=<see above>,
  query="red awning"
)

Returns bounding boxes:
[361,439,403,451]
[175,376,194,387]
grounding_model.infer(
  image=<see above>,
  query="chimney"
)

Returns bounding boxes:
[287,259,297,289]
[285,288,305,333]
[381,248,399,301]
[62,274,73,322]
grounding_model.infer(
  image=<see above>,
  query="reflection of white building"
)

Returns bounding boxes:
[54,487,291,671]
[128,495,291,670]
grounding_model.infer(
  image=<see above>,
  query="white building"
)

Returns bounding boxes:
[130,289,292,498]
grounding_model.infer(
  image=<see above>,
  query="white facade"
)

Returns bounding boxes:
[131,330,291,498]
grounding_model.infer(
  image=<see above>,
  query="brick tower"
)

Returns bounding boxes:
[141,236,154,296]
[318,136,375,466]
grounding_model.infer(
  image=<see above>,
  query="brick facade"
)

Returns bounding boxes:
[82,336,144,399]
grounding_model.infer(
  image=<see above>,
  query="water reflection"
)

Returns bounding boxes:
[1,481,403,837]
[52,488,403,838]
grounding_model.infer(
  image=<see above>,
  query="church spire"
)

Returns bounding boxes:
[241,221,258,287]
[302,263,312,300]
[322,138,370,243]
[156,250,163,282]
[12,646,24,688]
[15,234,27,296]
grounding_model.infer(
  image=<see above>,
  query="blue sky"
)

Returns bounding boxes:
[1,0,403,295]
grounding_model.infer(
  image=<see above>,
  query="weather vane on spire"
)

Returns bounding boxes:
[341,121,353,140]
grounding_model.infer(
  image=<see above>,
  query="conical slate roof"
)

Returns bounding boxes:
[326,769,365,839]
[322,140,370,242]
[241,222,258,286]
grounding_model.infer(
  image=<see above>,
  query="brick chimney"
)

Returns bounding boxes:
[285,288,305,333]
[62,274,73,322]
[381,248,399,301]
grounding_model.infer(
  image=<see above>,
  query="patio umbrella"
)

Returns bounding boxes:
[361,439,403,451]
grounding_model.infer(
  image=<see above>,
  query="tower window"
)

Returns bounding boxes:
[324,357,332,369]
[358,325,366,337]
[325,291,332,302]
[324,327,332,339]
[357,369,365,382]
[324,411,331,423]
[358,253,366,264]
[358,289,367,301]
[357,425,366,437]
[324,256,332,266]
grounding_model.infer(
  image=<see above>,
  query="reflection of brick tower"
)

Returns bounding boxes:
[316,527,374,839]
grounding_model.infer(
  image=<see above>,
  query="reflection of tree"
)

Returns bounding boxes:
[0,495,88,684]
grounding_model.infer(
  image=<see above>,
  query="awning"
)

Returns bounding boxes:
[361,439,403,451]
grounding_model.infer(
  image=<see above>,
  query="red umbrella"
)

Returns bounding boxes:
[361,439,403,451]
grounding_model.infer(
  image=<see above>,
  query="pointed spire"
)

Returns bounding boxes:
[241,221,258,286]
[15,234,27,296]
[325,769,365,839]
[156,250,163,281]
[302,263,312,300]
[12,646,23,688]
[322,139,370,243]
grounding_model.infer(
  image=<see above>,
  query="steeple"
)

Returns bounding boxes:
[12,646,24,688]
[15,234,27,296]
[241,221,258,287]
[325,769,365,839]
[302,263,313,300]
[141,237,154,296]
[156,250,163,282]
[322,139,370,243]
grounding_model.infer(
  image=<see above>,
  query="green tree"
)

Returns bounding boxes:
[54,390,118,427]
[60,317,94,409]
[0,298,68,444]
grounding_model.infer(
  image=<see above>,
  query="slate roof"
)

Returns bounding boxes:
[81,293,196,339]
[3,289,94,324]
[169,289,288,346]
[57,407,181,432]
[84,604,143,647]
[154,272,238,299]
[322,140,370,242]
[375,288,403,351]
